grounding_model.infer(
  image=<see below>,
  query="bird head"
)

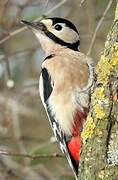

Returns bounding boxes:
[21,17,80,54]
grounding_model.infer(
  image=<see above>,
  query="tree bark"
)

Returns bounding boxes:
[79,2,118,180]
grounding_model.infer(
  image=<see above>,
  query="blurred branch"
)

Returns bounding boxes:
[0,0,68,45]
[87,0,113,55]
[8,100,31,167]
[0,96,36,116]
[10,101,27,153]
[4,56,12,80]
[85,0,95,44]
[4,55,15,88]
[80,0,86,7]
[19,0,49,8]
[23,82,38,88]
[0,0,9,24]
[0,47,39,63]
[0,149,45,180]
[0,149,64,159]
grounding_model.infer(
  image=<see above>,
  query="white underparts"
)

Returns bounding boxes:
[48,63,94,135]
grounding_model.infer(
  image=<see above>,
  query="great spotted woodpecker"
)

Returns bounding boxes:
[22,17,94,179]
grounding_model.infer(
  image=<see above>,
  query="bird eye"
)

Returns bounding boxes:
[54,24,62,31]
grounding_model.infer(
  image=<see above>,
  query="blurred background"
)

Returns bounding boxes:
[0,0,116,179]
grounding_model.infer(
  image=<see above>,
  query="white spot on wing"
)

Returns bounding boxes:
[39,75,46,108]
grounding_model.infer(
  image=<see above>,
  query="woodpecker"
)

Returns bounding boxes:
[22,17,94,179]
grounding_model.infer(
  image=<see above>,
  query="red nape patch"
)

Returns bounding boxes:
[68,136,81,161]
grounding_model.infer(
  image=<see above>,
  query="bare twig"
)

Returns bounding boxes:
[0,149,64,159]
[0,47,39,62]
[0,149,45,180]
[4,56,12,80]
[0,0,68,45]
[80,0,86,7]
[3,55,15,88]
[0,0,9,24]
[87,0,113,55]
[0,27,26,45]
[8,100,31,167]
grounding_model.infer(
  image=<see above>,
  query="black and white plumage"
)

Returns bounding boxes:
[22,17,94,180]
[39,56,79,177]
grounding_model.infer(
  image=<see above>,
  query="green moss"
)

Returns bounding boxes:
[81,115,95,144]
[115,3,118,20]
[82,29,118,144]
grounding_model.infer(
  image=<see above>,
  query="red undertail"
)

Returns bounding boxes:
[68,109,87,161]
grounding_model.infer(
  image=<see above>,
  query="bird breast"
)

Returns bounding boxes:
[42,50,94,135]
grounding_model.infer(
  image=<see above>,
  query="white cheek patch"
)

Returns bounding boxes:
[40,19,52,29]
[51,26,79,44]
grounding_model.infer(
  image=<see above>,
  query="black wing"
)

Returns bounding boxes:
[40,67,79,179]
[41,68,53,103]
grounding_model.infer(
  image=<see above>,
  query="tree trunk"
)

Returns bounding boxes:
[79,2,118,180]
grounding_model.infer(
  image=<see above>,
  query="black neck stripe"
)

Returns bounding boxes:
[45,31,80,51]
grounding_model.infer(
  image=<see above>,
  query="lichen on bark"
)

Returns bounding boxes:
[79,2,118,180]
